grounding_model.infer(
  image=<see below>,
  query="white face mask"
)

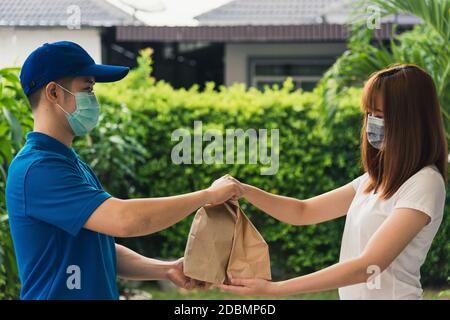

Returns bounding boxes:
[366,114,384,149]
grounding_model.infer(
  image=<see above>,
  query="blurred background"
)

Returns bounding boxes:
[0,0,449,300]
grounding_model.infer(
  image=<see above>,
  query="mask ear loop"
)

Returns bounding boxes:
[54,83,75,116]
[55,82,75,96]
[55,103,70,116]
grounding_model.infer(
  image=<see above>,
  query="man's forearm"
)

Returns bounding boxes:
[116,244,174,280]
[120,189,210,237]
[85,175,241,237]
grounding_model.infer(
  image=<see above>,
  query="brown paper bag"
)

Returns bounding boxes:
[183,200,271,284]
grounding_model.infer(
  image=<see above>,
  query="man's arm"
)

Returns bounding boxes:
[115,244,199,289]
[116,243,175,280]
[84,175,243,237]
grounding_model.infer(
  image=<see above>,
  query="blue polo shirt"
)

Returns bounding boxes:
[5,132,118,300]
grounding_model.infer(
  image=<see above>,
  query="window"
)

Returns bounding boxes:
[248,57,334,91]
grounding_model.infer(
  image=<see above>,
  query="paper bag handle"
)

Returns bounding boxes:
[223,200,240,218]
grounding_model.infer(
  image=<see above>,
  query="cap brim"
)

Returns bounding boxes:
[75,64,130,82]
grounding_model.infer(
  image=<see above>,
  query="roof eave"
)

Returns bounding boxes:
[116,23,405,42]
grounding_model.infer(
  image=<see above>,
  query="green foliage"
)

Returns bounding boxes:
[370,0,450,41]
[0,67,32,299]
[0,1,449,296]
[79,49,447,285]
[319,0,450,138]
[86,51,360,278]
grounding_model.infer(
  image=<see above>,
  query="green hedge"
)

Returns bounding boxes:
[0,50,448,300]
[0,67,33,299]
[73,51,447,285]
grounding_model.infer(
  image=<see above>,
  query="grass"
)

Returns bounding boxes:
[138,283,449,300]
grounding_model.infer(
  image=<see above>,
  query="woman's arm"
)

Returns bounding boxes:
[218,207,430,296]
[242,182,356,225]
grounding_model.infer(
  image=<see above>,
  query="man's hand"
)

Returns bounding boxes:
[166,257,210,290]
[206,174,245,205]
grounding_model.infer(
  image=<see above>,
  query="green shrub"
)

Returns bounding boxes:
[1,39,448,298]
[0,67,32,299]
[75,50,447,285]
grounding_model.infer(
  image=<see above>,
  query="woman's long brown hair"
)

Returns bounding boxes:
[360,64,448,199]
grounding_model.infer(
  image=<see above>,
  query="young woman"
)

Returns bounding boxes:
[217,64,447,299]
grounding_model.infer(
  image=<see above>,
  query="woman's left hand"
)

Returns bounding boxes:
[216,278,278,296]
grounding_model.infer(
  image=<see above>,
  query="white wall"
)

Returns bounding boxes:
[0,27,102,68]
[224,42,347,86]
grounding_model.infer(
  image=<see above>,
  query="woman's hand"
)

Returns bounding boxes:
[216,278,279,296]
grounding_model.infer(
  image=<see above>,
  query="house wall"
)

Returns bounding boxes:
[0,27,102,68]
[224,42,347,86]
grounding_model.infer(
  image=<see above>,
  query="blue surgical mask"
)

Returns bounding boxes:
[366,114,384,149]
[55,83,100,136]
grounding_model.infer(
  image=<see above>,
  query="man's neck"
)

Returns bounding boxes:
[33,124,74,147]
[32,103,75,147]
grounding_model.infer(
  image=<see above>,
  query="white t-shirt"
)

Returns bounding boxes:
[338,164,446,300]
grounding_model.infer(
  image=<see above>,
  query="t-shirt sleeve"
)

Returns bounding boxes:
[24,157,112,236]
[351,172,369,192]
[394,168,446,222]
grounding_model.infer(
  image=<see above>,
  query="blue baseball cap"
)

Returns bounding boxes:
[20,41,130,96]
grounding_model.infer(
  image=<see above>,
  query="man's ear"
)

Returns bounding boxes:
[44,82,60,104]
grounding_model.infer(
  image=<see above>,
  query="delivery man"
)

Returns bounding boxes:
[5,41,242,299]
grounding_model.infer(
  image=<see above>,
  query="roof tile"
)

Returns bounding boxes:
[0,0,137,27]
